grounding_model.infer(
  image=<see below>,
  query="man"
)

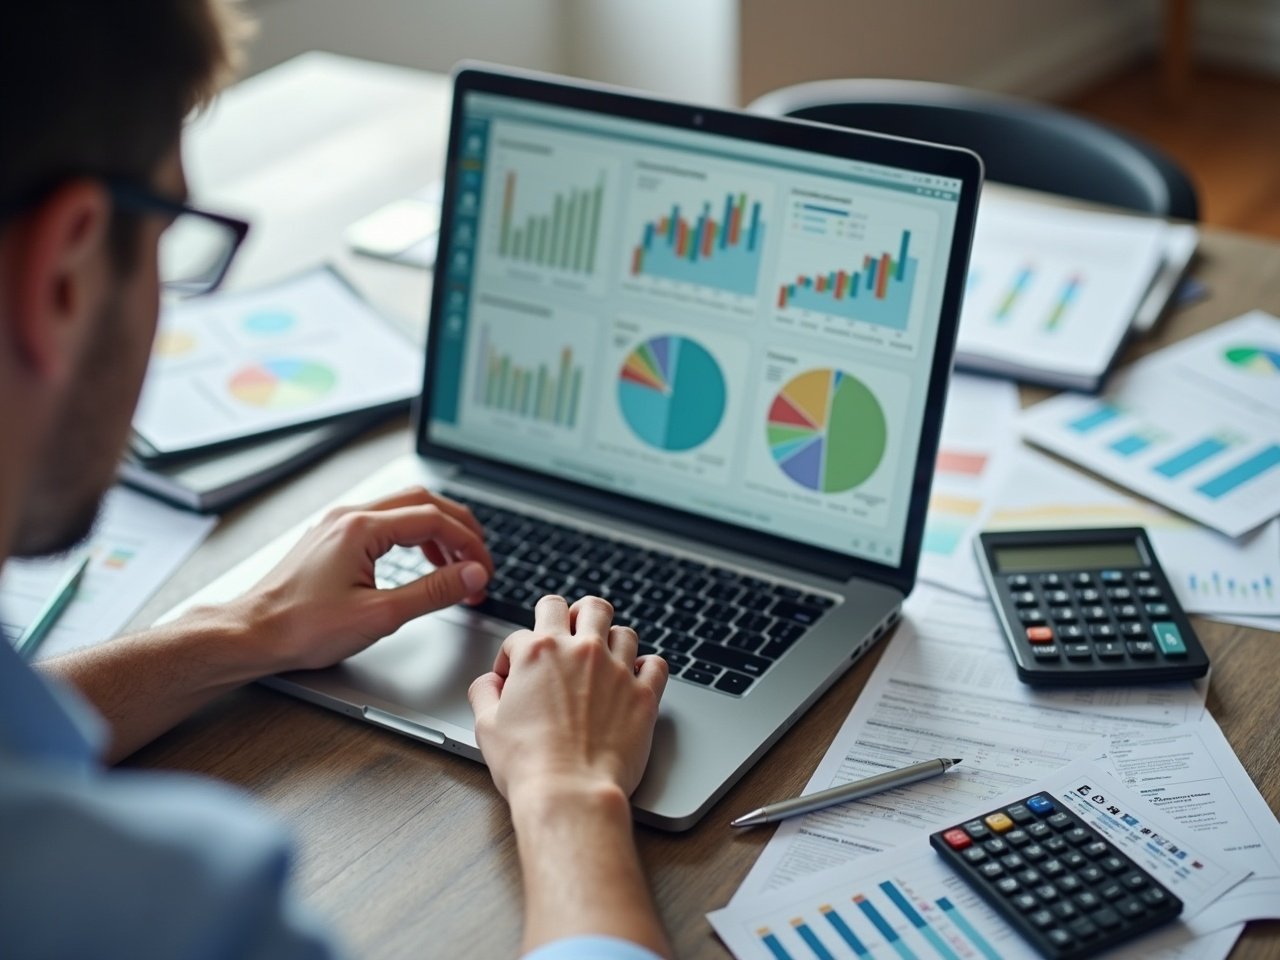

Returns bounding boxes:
[0,3,670,958]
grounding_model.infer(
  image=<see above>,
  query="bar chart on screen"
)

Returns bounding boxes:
[772,189,938,356]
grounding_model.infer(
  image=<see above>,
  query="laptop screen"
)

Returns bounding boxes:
[427,84,967,570]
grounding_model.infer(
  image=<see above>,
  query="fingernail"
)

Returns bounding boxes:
[461,562,490,593]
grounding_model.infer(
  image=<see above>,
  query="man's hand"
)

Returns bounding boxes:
[237,486,494,673]
[468,594,668,805]
[468,594,672,958]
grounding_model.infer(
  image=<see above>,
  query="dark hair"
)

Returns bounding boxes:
[0,1,251,266]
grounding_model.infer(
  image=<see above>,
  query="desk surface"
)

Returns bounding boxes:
[128,53,1280,959]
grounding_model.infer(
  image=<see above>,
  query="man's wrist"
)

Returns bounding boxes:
[508,775,633,833]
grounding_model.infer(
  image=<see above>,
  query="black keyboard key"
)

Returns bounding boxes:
[770,599,826,626]
[704,602,739,624]
[737,592,773,612]
[672,595,706,615]
[691,642,770,677]
[662,652,690,669]
[690,659,723,675]
[707,582,744,603]
[804,593,837,608]
[474,597,535,628]
[681,667,716,686]
[736,611,774,633]
[728,630,767,653]
[772,584,802,599]
[661,611,699,633]
[714,671,753,695]
[694,621,733,643]
[642,585,677,604]
[663,634,696,654]
[611,576,645,596]
[768,621,806,643]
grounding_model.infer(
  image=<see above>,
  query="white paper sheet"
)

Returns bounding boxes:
[0,487,216,659]
[1020,311,1280,538]
[918,375,1020,597]
[732,587,1207,900]
[957,196,1169,383]
[987,449,1280,617]
[134,266,422,454]
[712,759,1248,959]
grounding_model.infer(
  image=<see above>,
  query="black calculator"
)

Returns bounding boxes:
[930,792,1183,960]
[975,528,1210,685]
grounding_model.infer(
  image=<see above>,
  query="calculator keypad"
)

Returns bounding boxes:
[930,793,1182,960]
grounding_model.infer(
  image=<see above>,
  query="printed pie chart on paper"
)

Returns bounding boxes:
[228,358,337,409]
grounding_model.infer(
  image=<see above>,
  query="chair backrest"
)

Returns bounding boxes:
[749,79,1199,221]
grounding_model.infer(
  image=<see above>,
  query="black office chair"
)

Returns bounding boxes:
[749,79,1199,221]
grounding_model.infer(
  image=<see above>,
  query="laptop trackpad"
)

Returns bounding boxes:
[316,608,511,734]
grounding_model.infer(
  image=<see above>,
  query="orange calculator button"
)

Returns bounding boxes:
[1026,626,1054,644]
[942,828,971,850]
[984,812,1015,833]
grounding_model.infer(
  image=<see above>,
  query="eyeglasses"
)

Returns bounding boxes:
[107,181,250,297]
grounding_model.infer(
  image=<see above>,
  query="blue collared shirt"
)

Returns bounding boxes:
[0,638,661,960]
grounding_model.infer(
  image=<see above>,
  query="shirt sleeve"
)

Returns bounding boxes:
[0,762,340,960]
[522,935,666,960]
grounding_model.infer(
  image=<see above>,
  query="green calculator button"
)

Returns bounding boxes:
[1152,622,1187,656]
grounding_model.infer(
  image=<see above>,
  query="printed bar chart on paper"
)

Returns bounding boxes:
[629,191,766,296]
[1021,311,1280,537]
[473,325,583,428]
[776,229,918,333]
[618,335,726,451]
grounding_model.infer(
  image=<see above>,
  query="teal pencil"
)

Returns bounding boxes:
[16,553,90,661]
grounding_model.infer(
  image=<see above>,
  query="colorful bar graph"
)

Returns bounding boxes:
[1045,274,1082,330]
[499,170,604,274]
[1067,403,1122,434]
[854,894,918,960]
[935,898,1001,960]
[472,325,583,428]
[1154,436,1233,478]
[758,928,795,960]
[631,192,765,296]
[819,905,869,957]
[1195,443,1280,499]
[776,230,918,332]
[936,450,988,477]
[994,265,1033,322]
[880,882,960,960]
[791,918,837,960]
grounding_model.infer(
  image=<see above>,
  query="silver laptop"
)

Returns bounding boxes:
[176,66,982,830]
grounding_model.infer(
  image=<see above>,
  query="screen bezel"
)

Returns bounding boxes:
[416,64,984,596]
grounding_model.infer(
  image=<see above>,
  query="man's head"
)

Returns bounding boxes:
[0,1,249,557]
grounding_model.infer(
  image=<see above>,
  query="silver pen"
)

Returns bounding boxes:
[730,757,962,828]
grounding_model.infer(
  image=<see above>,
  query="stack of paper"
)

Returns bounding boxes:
[956,194,1198,391]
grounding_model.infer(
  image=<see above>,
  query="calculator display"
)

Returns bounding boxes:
[993,542,1143,573]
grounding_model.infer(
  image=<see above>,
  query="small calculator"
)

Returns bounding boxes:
[975,528,1210,685]
[930,792,1182,960]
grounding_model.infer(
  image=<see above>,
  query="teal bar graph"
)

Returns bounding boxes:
[792,920,837,960]
[1068,403,1121,434]
[1154,436,1232,478]
[880,882,961,960]
[854,894,918,960]
[1109,432,1157,457]
[820,905,870,957]
[1196,443,1280,499]
[759,928,795,960]
[936,898,1001,960]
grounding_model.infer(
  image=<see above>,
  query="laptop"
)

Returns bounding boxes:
[171,66,982,831]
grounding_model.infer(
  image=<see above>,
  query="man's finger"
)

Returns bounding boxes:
[607,624,638,664]
[467,671,503,719]
[533,594,570,634]
[493,627,534,678]
[635,655,669,701]
[347,505,493,573]
[385,561,490,624]
[349,487,488,547]
[570,596,613,642]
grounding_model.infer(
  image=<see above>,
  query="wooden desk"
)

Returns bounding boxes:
[127,54,1280,959]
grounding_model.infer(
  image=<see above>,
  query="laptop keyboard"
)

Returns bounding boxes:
[372,493,839,697]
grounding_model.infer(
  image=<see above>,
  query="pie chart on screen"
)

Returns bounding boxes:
[618,335,726,451]
[228,358,336,408]
[767,368,886,493]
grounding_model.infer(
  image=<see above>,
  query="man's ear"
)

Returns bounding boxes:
[8,179,113,381]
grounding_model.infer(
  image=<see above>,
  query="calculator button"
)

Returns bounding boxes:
[1018,608,1047,625]
[1121,622,1147,638]
[1031,644,1061,660]
[1071,572,1093,587]
[1100,881,1125,900]
[1114,604,1140,619]
[1012,590,1038,607]
[1141,888,1169,906]
[943,828,971,849]
[1089,623,1117,639]
[1106,586,1133,601]
[1082,605,1110,622]
[1006,804,1035,825]
[1152,622,1188,656]
[1117,898,1146,918]
[1041,858,1066,877]
[1023,843,1047,861]
[1065,827,1090,845]
[1058,624,1085,640]
[1030,908,1055,928]
[1076,588,1101,603]
[1080,865,1105,884]
[1047,813,1072,829]
[1146,602,1172,617]
[963,820,990,839]
[1006,828,1031,845]
[1075,890,1102,910]
[1068,917,1099,939]
[1122,873,1148,891]
[1034,883,1058,901]
[1057,874,1083,892]
[1006,574,1031,589]
[1101,856,1128,875]
[1045,837,1068,854]
[1027,795,1054,815]
[962,847,988,864]
[1045,589,1071,605]
[1039,573,1063,587]
[1100,570,1125,583]
[1128,640,1157,657]
[1137,586,1163,600]
[984,837,1009,854]
[1064,643,1092,659]
[979,861,1005,879]
[984,812,1015,833]
[1026,626,1055,644]
[1096,641,1125,659]
[1047,929,1073,949]
[995,876,1020,895]
[1016,868,1041,885]
[1028,822,1052,839]
[1000,852,1025,870]
[1063,851,1087,869]
[1050,606,1078,623]
[1012,892,1039,911]
[1052,900,1078,919]
[1132,570,1154,584]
